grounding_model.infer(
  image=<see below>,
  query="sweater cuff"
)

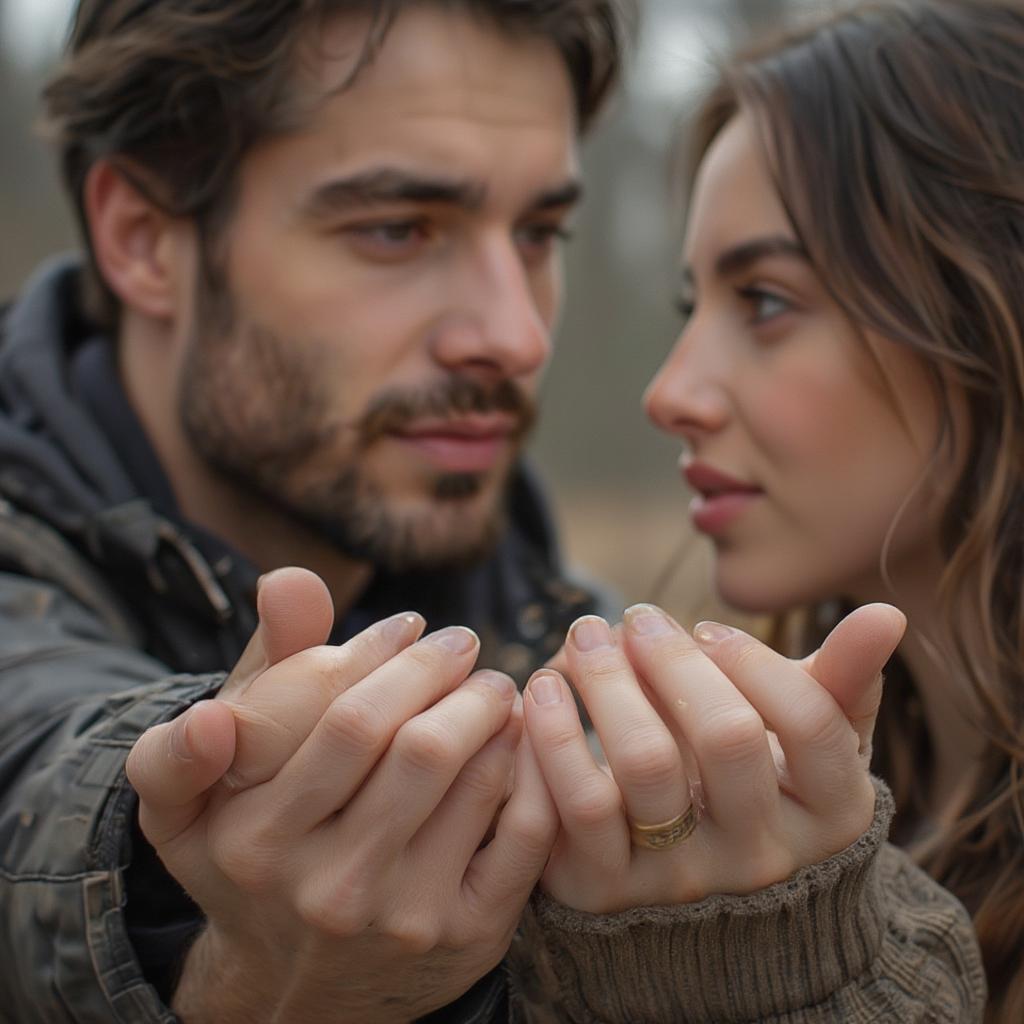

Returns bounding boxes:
[527,780,895,1023]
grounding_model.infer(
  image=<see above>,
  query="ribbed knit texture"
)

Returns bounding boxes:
[509,780,986,1022]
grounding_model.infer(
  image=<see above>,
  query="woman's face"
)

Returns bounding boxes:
[645,113,957,613]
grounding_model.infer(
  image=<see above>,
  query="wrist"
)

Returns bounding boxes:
[171,926,277,1024]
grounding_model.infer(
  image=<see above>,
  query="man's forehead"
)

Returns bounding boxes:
[262,6,578,210]
[297,5,576,132]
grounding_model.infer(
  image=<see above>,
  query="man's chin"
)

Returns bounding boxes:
[311,484,507,574]
[391,494,507,572]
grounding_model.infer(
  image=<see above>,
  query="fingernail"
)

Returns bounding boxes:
[693,621,736,644]
[379,611,425,645]
[426,625,478,654]
[624,604,677,637]
[570,616,613,652]
[529,673,564,705]
[476,670,517,700]
[171,706,195,761]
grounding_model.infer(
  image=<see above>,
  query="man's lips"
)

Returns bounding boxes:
[682,459,763,535]
[390,415,520,473]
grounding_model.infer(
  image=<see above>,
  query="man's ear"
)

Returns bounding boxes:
[83,160,184,322]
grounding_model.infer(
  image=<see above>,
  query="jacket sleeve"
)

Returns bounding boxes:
[0,570,226,1023]
[509,781,987,1023]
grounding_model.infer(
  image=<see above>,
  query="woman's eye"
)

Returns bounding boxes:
[740,287,791,324]
[674,296,696,324]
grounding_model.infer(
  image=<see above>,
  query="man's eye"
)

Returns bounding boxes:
[515,223,573,262]
[341,219,435,262]
[739,287,791,324]
[351,221,426,244]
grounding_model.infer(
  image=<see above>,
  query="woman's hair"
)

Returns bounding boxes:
[41,0,626,330]
[687,1,1024,1017]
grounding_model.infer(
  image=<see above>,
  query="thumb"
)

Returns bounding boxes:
[126,700,237,847]
[221,566,335,697]
[800,603,906,761]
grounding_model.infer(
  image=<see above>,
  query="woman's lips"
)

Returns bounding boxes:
[683,460,763,535]
[392,415,518,473]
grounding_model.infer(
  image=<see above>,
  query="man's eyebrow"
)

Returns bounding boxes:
[682,235,809,284]
[302,170,583,220]
[529,180,583,212]
[301,168,487,218]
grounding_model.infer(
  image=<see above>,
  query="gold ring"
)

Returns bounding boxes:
[628,805,698,851]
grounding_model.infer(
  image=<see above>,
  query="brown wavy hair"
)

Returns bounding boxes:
[686,1,1024,1018]
[41,0,626,329]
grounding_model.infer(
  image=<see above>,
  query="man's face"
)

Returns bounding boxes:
[179,5,579,572]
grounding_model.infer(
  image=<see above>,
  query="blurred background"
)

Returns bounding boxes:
[0,0,826,625]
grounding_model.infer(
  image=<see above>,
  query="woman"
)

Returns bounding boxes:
[520,1,1021,1020]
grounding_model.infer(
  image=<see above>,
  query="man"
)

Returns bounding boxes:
[0,1,622,1019]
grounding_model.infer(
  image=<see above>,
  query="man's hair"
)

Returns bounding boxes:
[42,0,625,328]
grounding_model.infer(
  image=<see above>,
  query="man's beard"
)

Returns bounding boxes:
[178,278,536,574]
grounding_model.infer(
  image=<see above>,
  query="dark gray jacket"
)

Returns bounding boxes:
[0,256,600,1023]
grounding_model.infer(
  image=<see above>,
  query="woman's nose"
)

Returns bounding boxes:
[643,324,730,440]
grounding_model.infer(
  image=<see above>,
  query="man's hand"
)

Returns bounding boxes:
[126,568,557,1023]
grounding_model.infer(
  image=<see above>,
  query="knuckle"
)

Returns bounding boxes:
[304,645,362,700]
[224,704,304,789]
[393,717,456,774]
[295,870,369,937]
[209,826,283,896]
[455,753,509,804]
[650,636,706,668]
[532,716,582,754]
[727,638,764,675]
[504,805,559,858]
[403,641,455,677]
[469,672,515,707]
[700,706,766,764]
[387,914,442,955]
[346,626,394,663]
[789,698,849,752]
[268,645,347,703]
[613,730,681,791]
[575,656,628,688]
[563,777,621,831]
[320,694,390,757]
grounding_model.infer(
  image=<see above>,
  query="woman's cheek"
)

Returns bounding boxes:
[748,362,864,467]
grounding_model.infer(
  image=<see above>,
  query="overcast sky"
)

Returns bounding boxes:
[2,0,74,67]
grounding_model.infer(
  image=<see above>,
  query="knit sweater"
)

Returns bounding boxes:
[511,782,986,1022]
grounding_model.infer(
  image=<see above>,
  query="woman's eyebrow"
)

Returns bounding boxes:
[682,234,809,284]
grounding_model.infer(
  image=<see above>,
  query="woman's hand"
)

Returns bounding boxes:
[521,603,905,914]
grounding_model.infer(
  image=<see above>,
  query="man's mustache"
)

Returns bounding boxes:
[358,377,537,446]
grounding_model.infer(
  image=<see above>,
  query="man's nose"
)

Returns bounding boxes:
[643,322,730,441]
[430,240,553,379]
